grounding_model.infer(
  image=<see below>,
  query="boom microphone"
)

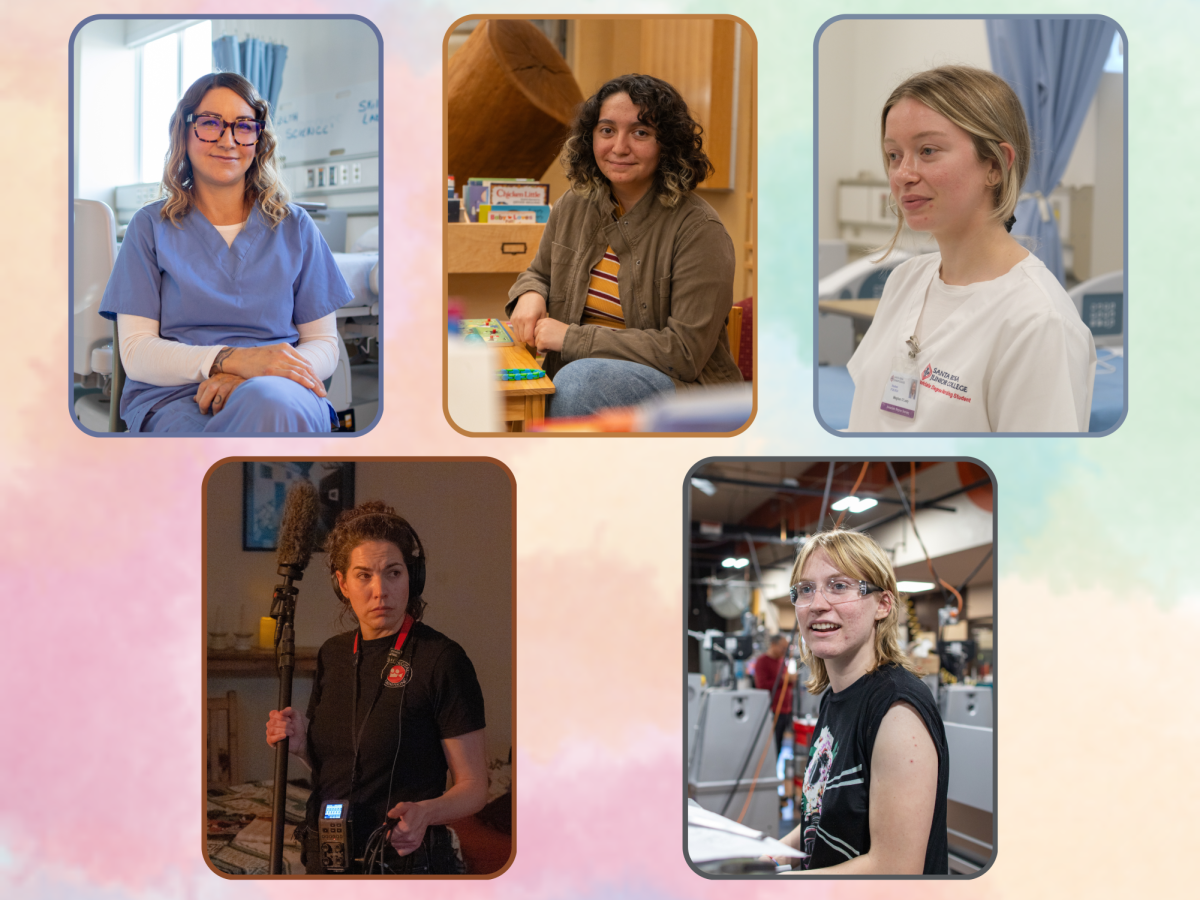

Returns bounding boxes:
[268,479,319,875]
[277,480,320,573]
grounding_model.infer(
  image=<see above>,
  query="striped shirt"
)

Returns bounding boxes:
[582,204,626,330]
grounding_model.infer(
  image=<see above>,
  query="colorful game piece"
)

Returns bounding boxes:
[497,368,546,381]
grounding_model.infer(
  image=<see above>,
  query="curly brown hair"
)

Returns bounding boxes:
[325,501,427,623]
[562,73,713,209]
[159,72,290,227]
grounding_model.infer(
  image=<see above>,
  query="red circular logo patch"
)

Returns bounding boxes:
[384,663,411,687]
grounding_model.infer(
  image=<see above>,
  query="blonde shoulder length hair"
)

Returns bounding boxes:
[877,65,1031,260]
[159,72,290,227]
[791,530,916,695]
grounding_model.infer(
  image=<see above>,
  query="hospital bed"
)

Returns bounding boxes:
[816,250,916,367]
[72,200,379,432]
[815,257,1126,433]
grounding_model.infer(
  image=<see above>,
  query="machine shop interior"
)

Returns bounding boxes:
[687,459,995,874]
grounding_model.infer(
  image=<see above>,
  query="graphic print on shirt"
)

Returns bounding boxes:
[920,363,972,403]
[800,726,866,866]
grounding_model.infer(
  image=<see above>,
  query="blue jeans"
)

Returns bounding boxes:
[137,376,333,433]
[547,359,676,419]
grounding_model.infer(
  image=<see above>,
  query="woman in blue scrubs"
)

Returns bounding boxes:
[100,72,352,433]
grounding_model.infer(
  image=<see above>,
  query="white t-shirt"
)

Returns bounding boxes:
[847,252,1096,432]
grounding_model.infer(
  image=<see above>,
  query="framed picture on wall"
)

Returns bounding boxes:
[241,461,356,551]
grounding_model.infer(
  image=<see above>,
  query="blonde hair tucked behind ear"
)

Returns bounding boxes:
[791,530,916,694]
[877,65,1031,260]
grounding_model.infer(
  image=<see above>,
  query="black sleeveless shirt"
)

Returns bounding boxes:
[798,664,948,873]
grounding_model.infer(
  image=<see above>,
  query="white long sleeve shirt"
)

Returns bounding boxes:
[117,313,339,385]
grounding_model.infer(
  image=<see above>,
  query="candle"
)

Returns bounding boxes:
[259,617,276,650]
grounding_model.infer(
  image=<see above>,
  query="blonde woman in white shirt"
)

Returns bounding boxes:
[846,66,1095,433]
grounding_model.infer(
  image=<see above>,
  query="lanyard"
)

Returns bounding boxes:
[349,615,415,790]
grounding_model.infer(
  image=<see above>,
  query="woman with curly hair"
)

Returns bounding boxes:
[100,72,352,433]
[266,501,488,874]
[507,73,743,418]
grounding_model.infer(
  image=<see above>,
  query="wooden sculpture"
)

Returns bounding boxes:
[448,20,584,190]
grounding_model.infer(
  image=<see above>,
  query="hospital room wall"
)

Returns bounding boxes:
[817,19,1121,275]
[212,18,382,248]
[1092,73,1124,275]
[817,20,991,243]
[209,19,379,105]
[73,19,138,206]
[205,461,515,781]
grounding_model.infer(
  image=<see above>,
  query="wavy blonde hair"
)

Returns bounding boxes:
[877,65,1031,260]
[159,72,290,227]
[791,530,915,694]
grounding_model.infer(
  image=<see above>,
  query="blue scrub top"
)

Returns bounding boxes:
[100,200,354,430]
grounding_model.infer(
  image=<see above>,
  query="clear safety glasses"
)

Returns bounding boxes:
[187,114,264,146]
[789,577,883,608]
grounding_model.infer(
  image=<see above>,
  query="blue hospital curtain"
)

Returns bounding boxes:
[986,18,1116,285]
[211,35,288,113]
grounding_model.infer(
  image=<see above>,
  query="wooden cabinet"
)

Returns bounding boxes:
[447,223,546,274]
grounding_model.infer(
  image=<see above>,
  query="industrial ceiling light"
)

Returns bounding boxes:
[691,477,717,496]
[721,557,750,569]
[897,581,936,593]
[830,496,878,514]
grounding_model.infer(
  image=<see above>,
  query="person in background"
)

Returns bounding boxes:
[507,73,742,418]
[754,633,795,760]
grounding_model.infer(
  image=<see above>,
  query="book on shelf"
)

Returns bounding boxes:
[478,204,550,224]
[487,182,550,206]
[464,183,489,222]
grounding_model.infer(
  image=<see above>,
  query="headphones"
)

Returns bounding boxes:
[330,510,426,605]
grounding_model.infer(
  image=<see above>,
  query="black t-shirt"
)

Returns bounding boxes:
[798,664,948,873]
[304,622,486,862]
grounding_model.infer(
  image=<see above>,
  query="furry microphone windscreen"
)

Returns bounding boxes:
[276,480,320,571]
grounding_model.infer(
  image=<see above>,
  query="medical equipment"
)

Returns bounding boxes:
[1068,269,1124,349]
[72,199,123,432]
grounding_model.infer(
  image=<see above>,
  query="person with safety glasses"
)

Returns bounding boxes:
[773,530,949,874]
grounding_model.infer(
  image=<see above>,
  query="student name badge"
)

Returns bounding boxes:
[880,369,919,418]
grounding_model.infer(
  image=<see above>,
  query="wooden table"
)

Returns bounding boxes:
[495,343,554,431]
[207,647,319,677]
[817,298,880,322]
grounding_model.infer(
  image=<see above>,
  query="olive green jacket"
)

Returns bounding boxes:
[506,188,743,390]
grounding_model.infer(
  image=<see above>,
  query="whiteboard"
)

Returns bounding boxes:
[273,80,379,163]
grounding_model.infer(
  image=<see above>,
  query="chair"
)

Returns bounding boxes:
[726,297,753,383]
[1068,269,1124,349]
[207,690,241,789]
[72,199,125,432]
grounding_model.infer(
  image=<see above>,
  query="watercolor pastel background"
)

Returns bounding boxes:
[1,0,1192,898]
